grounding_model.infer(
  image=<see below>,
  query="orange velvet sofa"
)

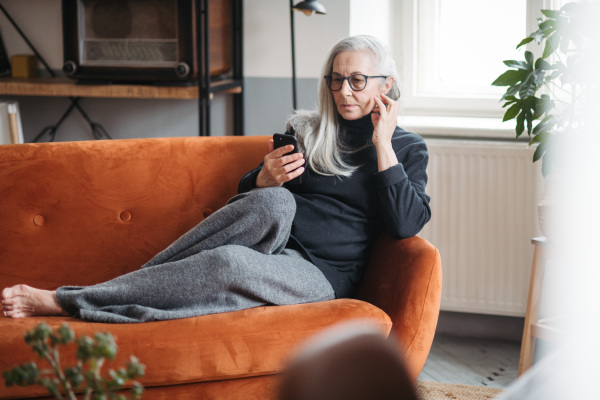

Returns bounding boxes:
[0,136,442,400]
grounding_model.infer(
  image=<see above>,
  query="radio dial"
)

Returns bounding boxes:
[63,61,79,76]
[175,62,191,78]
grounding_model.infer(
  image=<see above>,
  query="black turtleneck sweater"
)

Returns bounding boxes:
[238,115,431,298]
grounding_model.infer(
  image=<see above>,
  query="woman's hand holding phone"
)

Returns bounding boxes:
[256,135,305,188]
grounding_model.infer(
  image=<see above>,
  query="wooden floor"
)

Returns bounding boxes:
[418,333,521,389]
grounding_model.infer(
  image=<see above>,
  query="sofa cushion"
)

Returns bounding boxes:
[0,137,269,292]
[0,299,391,399]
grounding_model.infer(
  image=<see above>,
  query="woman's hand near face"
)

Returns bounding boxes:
[371,93,398,146]
[256,140,306,187]
[371,93,400,172]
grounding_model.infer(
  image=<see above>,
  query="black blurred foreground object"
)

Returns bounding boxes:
[279,321,418,400]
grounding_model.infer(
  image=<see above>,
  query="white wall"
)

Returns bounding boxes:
[0,0,63,69]
[244,0,350,78]
[349,0,390,46]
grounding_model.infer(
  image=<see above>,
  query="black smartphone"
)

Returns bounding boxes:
[273,133,299,156]
[272,133,303,184]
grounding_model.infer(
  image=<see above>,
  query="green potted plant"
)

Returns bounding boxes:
[3,322,145,400]
[492,1,596,235]
[492,1,594,176]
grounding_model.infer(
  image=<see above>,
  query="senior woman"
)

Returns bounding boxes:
[1,35,431,323]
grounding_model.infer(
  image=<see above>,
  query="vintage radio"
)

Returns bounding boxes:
[62,0,232,83]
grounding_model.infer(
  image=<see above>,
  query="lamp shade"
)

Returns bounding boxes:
[292,0,326,15]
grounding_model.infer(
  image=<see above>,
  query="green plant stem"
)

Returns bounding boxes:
[95,359,104,393]
[83,386,91,400]
[44,345,76,400]
[90,358,105,397]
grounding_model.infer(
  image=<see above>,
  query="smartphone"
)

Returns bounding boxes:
[272,133,303,184]
[273,133,299,156]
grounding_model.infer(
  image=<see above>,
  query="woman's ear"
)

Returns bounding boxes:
[381,77,394,95]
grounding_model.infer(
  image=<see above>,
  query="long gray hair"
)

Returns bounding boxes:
[287,35,401,177]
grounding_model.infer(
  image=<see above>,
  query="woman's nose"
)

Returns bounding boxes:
[339,79,353,95]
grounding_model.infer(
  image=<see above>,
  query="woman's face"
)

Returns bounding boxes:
[330,50,392,120]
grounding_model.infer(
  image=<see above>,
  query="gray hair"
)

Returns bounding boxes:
[288,35,401,177]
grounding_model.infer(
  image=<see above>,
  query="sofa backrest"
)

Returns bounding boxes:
[0,136,269,290]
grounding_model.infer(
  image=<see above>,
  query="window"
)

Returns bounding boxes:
[391,0,557,117]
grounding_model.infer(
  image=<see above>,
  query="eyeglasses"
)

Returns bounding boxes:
[324,73,388,92]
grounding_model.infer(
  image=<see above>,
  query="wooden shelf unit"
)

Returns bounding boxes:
[0,77,242,100]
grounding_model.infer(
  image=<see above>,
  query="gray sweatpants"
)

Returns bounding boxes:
[56,187,335,323]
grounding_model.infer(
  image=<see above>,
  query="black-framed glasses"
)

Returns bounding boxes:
[324,73,388,92]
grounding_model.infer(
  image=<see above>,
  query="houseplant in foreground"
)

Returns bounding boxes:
[3,322,145,400]
[492,1,595,177]
[492,1,598,235]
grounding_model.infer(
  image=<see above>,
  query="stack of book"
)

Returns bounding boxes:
[0,101,24,144]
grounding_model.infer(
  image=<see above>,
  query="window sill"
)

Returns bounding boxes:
[398,115,520,141]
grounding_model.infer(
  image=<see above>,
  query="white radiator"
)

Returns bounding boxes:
[419,139,543,316]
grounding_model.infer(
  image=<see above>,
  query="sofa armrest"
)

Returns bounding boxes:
[355,234,442,381]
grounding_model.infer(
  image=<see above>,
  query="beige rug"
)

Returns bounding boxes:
[415,380,503,400]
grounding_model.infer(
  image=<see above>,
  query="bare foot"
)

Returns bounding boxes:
[1,284,67,318]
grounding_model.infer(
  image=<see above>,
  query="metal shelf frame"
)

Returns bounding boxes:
[197,0,244,136]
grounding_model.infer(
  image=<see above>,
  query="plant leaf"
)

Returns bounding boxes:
[518,75,537,98]
[560,2,579,15]
[539,19,556,32]
[533,29,545,44]
[503,103,522,122]
[530,131,549,145]
[517,36,535,49]
[533,141,547,162]
[542,33,560,58]
[516,112,525,138]
[535,58,552,71]
[541,9,560,18]
[57,324,75,345]
[534,97,554,119]
[541,151,553,177]
[501,86,520,101]
[492,69,528,86]
[503,60,529,70]
[533,69,546,85]
[525,51,534,68]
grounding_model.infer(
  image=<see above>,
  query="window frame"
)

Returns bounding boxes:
[390,0,559,118]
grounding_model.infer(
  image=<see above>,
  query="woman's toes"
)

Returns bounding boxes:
[1,287,13,300]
